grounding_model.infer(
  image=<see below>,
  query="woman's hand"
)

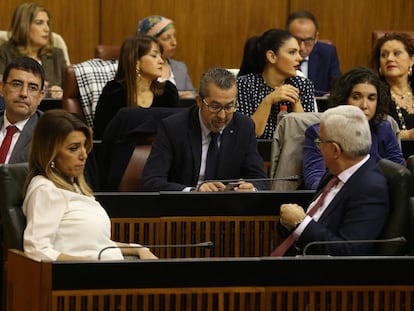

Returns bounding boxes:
[267,84,299,105]
[400,128,414,140]
[137,247,159,259]
[46,85,63,99]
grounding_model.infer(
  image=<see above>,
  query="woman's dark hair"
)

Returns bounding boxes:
[370,32,414,90]
[238,28,293,77]
[328,66,391,123]
[116,35,165,106]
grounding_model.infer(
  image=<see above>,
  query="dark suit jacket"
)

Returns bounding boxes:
[93,79,179,139]
[278,157,390,256]
[0,110,42,163]
[142,106,269,191]
[308,42,341,95]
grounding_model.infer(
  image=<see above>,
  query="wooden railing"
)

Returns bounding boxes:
[98,191,315,258]
[7,250,414,311]
[111,215,279,258]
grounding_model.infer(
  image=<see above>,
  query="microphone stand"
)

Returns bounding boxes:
[98,241,214,260]
[302,237,406,256]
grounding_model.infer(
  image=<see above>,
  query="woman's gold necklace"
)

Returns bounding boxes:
[391,85,414,130]
[390,85,414,109]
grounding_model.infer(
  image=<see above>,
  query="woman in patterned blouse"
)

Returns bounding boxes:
[237,28,316,139]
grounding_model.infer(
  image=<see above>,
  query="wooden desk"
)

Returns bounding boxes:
[96,191,315,258]
[7,249,414,311]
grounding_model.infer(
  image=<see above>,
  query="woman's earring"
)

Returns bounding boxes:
[136,67,141,79]
[51,161,55,168]
[409,66,413,77]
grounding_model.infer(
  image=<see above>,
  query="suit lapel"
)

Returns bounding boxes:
[319,159,372,220]
[188,108,203,182]
[10,112,39,163]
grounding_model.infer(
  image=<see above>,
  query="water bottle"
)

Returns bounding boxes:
[277,104,288,124]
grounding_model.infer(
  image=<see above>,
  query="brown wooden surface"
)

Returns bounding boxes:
[111,215,279,258]
[7,250,414,311]
[1,1,412,91]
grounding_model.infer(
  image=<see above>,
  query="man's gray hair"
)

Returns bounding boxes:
[198,68,236,99]
[320,105,371,157]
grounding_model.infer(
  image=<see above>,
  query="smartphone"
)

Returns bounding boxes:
[224,181,242,191]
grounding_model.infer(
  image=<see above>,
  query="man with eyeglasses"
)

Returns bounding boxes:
[285,10,341,96]
[0,56,45,163]
[275,105,390,256]
[142,68,269,192]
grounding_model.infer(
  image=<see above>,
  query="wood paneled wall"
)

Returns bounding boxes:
[1,0,413,90]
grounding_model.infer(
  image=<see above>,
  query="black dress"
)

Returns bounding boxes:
[93,80,179,139]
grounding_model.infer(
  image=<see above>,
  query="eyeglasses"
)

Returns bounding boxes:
[5,80,41,95]
[294,36,316,47]
[314,137,336,149]
[202,98,236,113]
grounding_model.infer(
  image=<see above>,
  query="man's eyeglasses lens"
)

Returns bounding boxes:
[295,37,315,47]
[203,99,236,113]
[6,81,40,94]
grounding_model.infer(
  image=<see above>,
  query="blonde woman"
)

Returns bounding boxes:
[0,2,67,98]
[23,110,157,261]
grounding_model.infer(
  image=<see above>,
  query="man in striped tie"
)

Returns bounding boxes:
[273,105,390,256]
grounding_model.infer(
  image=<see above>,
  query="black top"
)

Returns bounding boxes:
[93,79,179,139]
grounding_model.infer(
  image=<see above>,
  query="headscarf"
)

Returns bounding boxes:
[137,15,174,38]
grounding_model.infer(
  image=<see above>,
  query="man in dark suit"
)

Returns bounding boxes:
[142,68,269,192]
[286,10,341,96]
[276,105,390,256]
[0,56,45,163]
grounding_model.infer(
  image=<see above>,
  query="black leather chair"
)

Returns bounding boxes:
[0,163,28,252]
[406,154,414,195]
[376,159,412,255]
[404,155,414,254]
[97,107,181,191]
[0,163,28,311]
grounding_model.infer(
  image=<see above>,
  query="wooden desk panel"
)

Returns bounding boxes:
[98,191,315,258]
[7,250,414,311]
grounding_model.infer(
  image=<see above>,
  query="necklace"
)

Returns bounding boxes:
[390,85,414,107]
[395,105,407,130]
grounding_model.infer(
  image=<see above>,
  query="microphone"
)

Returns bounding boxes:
[98,241,214,260]
[205,176,300,184]
[302,237,406,256]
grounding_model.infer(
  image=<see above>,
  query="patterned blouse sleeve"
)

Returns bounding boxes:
[298,77,316,112]
[236,76,255,116]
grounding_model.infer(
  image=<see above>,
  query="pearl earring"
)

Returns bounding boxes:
[51,161,55,168]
